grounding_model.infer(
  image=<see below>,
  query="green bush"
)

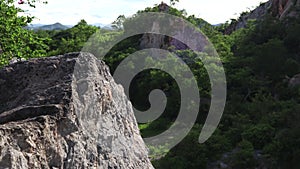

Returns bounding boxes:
[231,140,256,169]
[0,0,49,67]
[242,123,275,149]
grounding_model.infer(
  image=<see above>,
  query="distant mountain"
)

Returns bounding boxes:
[25,22,114,31]
[28,24,45,27]
[91,23,114,30]
[25,24,43,30]
[26,23,71,31]
[91,23,106,27]
[37,23,70,30]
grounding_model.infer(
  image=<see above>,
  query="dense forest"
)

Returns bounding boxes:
[1,0,300,168]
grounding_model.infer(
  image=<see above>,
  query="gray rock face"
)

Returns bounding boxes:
[139,3,209,53]
[271,0,300,19]
[140,24,208,52]
[225,0,300,34]
[289,73,300,87]
[225,1,272,34]
[0,52,153,169]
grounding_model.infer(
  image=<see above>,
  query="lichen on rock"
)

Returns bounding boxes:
[0,52,153,169]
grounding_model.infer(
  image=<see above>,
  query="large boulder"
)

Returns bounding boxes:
[0,52,153,169]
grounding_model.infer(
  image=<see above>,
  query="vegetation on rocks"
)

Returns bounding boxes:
[0,0,300,168]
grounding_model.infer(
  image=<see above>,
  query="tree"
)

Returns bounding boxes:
[0,0,49,67]
[253,38,287,80]
[170,0,179,6]
[112,15,126,30]
[48,19,98,55]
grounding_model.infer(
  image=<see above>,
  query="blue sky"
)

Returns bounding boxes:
[20,0,268,25]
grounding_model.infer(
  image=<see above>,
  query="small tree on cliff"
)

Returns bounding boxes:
[170,0,179,6]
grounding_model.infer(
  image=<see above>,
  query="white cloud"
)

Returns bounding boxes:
[19,0,268,25]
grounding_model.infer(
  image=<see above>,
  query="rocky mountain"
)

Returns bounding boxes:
[225,0,300,34]
[0,53,153,169]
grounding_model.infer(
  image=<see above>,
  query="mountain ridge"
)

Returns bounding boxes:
[26,22,114,31]
[25,22,70,31]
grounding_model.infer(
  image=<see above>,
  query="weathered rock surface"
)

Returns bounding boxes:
[271,0,300,19]
[224,1,272,34]
[289,73,300,87]
[0,52,153,169]
[225,0,300,34]
[139,2,209,52]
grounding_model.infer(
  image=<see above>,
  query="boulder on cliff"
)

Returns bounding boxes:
[0,52,153,169]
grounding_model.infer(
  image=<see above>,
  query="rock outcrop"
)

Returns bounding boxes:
[225,0,300,34]
[271,0,300,19]
[0,52,153,169]
[289,73,300,87]
[224,1,272,34]
[139,2,209,52]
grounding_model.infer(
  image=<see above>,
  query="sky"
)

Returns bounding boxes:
[19,0,269,26]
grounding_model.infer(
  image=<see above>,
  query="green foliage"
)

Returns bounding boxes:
[170,0,179,6]
[231,140,256,169]
[253,38,287,80]
[221,14,300,168]
[0,0,49,67]
[112,15,126,30]
[106,4,300,169]
[242,123,275,149]
[152,124,208,169]
[137,2,187,18]
[47,19,98,55]
[283,58,300,76]
[139,118,173,137]
[152,125,231,169]
[1,1,300,168]
[147,144,170,160]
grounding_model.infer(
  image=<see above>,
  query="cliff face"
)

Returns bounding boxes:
[139,2,209,52]
[225,0,300,34]
[271,0,300,18]
[0,53,153,169]
[224,1,272,34]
